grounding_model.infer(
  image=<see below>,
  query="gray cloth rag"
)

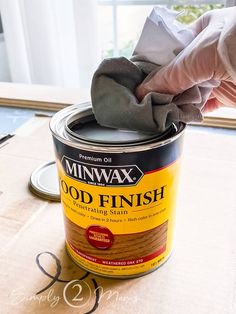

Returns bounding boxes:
[91,7,218,134]
[91,56,213,134]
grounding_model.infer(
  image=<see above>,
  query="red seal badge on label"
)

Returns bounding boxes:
[86,225,114,249]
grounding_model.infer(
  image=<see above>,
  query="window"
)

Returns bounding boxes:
[97,0,236,127]
[0,0,235,127]
[97,0,225,58]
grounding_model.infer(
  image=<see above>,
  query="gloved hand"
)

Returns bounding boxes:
[136,7,236,112]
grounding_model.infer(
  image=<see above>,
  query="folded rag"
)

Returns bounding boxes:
[91,8,216,134]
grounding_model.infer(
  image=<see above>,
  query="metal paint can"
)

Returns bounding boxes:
[50,103,185,278]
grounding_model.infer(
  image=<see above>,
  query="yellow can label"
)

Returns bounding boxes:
[54,137,183,277]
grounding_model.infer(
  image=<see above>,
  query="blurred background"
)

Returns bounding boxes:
[0,0,228,89]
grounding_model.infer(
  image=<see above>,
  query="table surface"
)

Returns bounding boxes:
[0,111,235,314]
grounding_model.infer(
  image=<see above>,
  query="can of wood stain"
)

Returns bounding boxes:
[50,103,185,278]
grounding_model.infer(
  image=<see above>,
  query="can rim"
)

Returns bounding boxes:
[64,107,176,146]
[50,103,186,153]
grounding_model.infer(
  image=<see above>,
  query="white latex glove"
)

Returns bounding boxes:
[136,7,236,112]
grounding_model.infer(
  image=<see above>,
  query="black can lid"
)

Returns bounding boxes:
[29,161,60,202]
